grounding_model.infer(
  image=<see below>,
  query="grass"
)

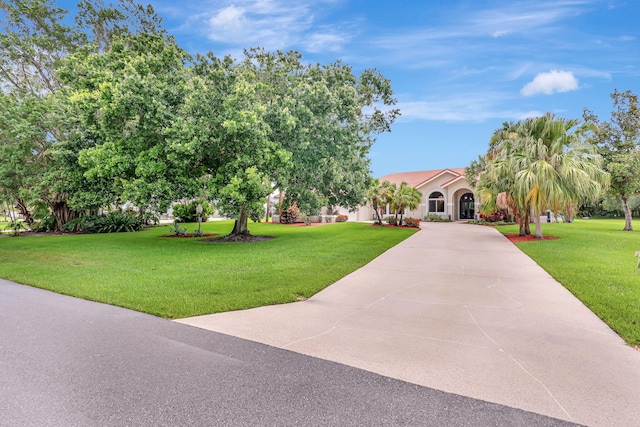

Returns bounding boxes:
[494,219,640,346]
[0,221,416,319]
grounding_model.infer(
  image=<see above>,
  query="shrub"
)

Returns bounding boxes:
[479,209,508,222]
[4,219,28,236]
[31,214,56,232]
[423,214,451,222]
[99,212,144,233]
[299,213,312,226]
[336,214,348,222]
[62,212,144,233]
[468,219,513,226]
[166,221,187,236]
[384,216,397,225]
[173,200,214,222]
[403,217,421,227]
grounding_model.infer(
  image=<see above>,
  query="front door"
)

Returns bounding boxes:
[459,193,474,220]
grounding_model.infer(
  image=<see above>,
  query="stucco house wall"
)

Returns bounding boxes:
[358,168,475,222]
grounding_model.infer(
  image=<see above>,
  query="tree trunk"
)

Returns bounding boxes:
[533,210,543,239]
[513,209,525,236]
[621,196,634,231]
[43,194,77,232]
[566,203,575,223]
[372,197,382,225]
[265,195,271,223]
[227,205,251,238]
[15,198,34,225]
[524,210,531,235]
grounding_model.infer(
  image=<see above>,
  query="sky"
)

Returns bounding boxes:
[58,0,640,178]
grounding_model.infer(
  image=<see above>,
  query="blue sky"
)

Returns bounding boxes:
[60,0,640,177]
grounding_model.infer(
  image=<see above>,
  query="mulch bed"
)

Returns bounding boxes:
[201,235,274,243]
[267,222,332,226]
[503,234,559,243]
[161,233,274,243]
[161,233,218,238]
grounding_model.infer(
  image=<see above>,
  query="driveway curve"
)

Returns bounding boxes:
[179,222,640,427]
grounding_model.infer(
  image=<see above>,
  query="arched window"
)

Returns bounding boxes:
[428,191,445,213]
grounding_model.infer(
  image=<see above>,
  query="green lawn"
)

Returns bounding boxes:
[0,221,416,319]
[494,219,640,346]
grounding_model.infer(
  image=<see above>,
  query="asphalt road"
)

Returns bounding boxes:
[0,279,577,426]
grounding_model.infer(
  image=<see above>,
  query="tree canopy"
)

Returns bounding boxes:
[0,1,398,237]
[0,0,169,230]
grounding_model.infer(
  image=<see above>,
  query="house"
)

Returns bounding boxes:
[344,168,475,222]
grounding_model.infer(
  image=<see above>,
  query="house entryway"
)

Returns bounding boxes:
[459,193,474,220]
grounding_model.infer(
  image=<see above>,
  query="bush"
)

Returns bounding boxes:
[423,214,451,222]
[336,214,348,222]
[4,219,28,236]
[479,209,508,222]
[403,217,421,227]
[468,220,513,226]
[384,216,397,225]
[62,212,144,233]
[173,200,214,222]
[166,221,187,236]
[31,214,56,232]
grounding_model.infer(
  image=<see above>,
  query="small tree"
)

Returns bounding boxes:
[367,179,395,225]
[391,182,421,226]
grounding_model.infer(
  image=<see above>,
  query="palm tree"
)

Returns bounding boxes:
[475,114,608,238]
[515,114,608,238]
[376,180,395,224]
[476,122,531,235]
[392,181,422,225]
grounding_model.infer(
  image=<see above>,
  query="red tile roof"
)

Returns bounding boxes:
[379,168,466,188]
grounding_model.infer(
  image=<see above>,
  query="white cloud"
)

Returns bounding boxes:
[305,32,346,53]
[205,3,311,49]
[471,1,592,37]
[395,93,542,123]
[520,70,579,96]
[208,6,249,37]
[197,0,349,53]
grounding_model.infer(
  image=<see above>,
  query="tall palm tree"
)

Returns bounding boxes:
[476,122,531,235]
[475,114,608,238]
[514,114,608,238]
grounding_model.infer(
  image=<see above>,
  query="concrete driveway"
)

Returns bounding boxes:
[178,222,640,427]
